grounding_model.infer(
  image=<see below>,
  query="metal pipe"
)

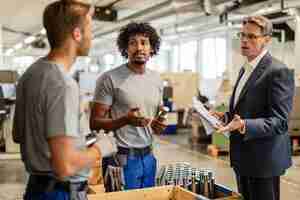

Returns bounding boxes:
[93,0,203,39]
[92,0,300,49]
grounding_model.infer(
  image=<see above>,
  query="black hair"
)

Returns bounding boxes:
[117,22,161,58]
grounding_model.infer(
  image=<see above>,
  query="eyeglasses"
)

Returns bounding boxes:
[237,32,266,40]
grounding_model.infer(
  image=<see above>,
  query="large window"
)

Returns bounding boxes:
[171,44,179,72]
[201,37,226,78]
[148,50,170,72]
[103,53,115,71]
[169,40,198,72]
[179,41,197,72]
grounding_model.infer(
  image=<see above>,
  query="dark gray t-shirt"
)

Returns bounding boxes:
[13,58,89,182]
[94,64,163,148]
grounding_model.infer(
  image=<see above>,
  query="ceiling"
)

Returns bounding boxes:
[1,0,300,56]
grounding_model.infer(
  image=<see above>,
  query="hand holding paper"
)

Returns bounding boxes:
[209,110,225,123]
[217,114,245,134]
[192,98,229,137]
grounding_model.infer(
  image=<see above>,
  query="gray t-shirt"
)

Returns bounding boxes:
[13,58,89,182]
[94,64,163,148]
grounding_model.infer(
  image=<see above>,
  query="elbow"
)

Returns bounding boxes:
[90,118,99,131]
[90,118,109,132]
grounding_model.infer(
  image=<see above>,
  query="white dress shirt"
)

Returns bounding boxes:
[234,49,268,107]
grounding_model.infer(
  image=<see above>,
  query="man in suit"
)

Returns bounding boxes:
[214,16,294,200]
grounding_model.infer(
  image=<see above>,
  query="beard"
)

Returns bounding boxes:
[131,52,149,65]
[132,59,147,65]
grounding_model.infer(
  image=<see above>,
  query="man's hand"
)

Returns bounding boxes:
[217,114,245,134]
[151,119,167,134]
[126,108,150,127]
[209,110,225,121]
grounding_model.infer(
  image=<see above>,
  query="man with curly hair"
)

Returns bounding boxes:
[90,22,166,190]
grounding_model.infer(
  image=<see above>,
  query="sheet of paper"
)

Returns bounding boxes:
[192,98,229,137]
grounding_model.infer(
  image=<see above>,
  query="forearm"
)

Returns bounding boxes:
[50,139,100,179]
[68,146,100,173]
[243,117,288,141]
[90,115,129,132]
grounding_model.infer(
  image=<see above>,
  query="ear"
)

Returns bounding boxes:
[73,27,82,43]
[150,47,154,54]
[265,36,271,44]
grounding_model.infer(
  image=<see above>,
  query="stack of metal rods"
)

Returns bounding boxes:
[156,162,215,198]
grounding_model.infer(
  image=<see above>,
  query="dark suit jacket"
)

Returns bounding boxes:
[227,53,294,178]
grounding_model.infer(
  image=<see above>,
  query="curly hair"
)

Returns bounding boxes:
[117,22,161,58]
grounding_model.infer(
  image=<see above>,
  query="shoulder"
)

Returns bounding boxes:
[269,56,290,74]
[97,65,125,80]
[96,64,128,86]
[270,56,287,69]
[260,53,289,74]
[19,59,65,87]
[266,56,293,81]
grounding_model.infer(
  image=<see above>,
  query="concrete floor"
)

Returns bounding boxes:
[1,133,300,200]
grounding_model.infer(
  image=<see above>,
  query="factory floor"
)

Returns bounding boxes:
[1,132,300,200]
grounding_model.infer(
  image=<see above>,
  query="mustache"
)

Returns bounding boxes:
[133,51,146,56]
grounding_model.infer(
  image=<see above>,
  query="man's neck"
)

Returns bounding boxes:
[47,47,77,72]
[127,62,146,74]
[246,49,265,62]
[247,55,257,62]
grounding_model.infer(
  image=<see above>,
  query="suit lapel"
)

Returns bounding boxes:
[229,67,245,113]
[233,53,271,111]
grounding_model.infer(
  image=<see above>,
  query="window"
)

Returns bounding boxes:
[148,50,169,72]
[202,37,226,79]
[179,41,197,72]
[171,44,179,72]
[12,56,36,75]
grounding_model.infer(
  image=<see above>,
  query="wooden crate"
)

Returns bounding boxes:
[88,184,241,200]
[207,144,229,157]
[88,184,105,194]
[88,165,103,185]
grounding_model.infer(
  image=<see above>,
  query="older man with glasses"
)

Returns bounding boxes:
[212,16,295,200]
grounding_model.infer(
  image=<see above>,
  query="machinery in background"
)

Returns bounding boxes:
[0,70,17,152]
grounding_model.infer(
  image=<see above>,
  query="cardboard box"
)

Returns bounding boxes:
[0,70,18,83]
[88,184,241,200]
[160,72,199,109]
